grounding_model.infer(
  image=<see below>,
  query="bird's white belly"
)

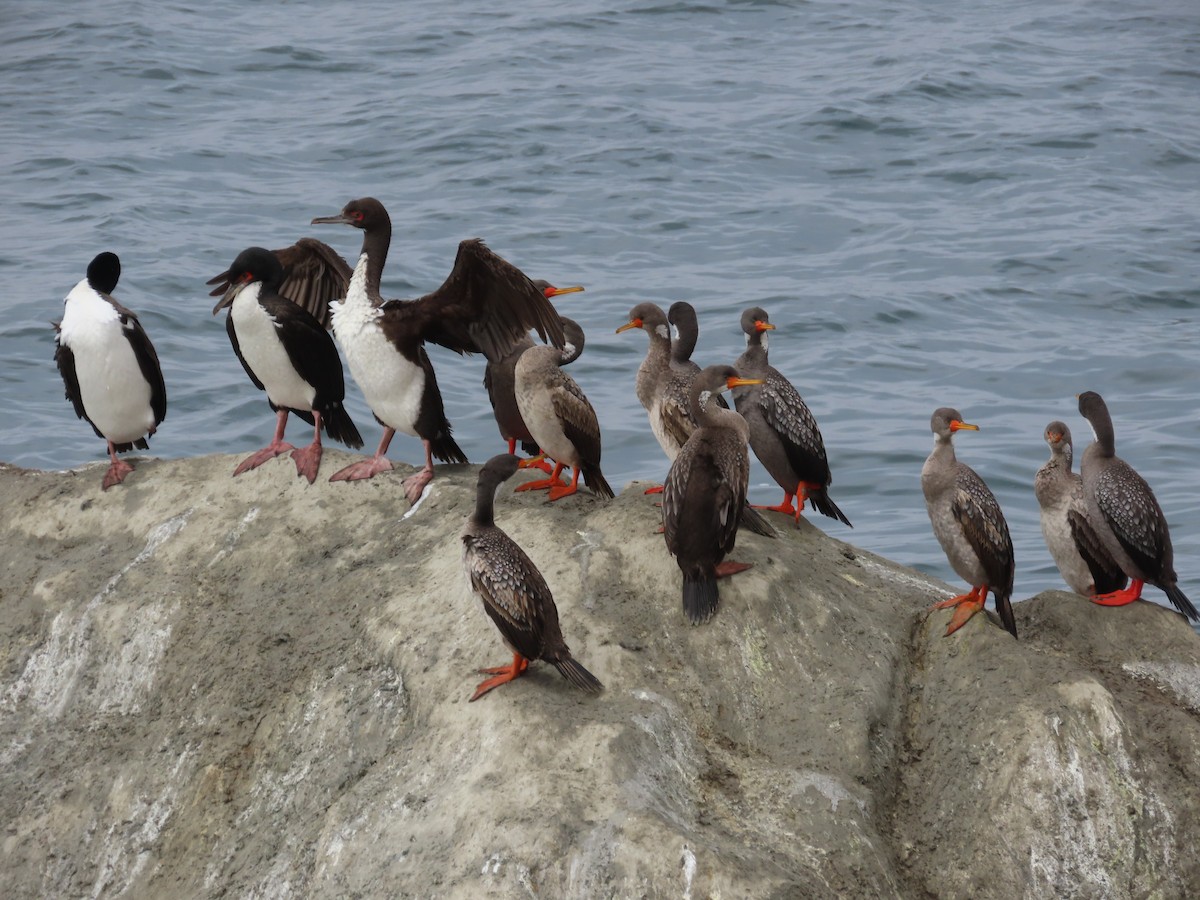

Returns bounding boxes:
[515,380,576,466]
[231,293,315,411]
[648,397,679,461]
[1039,502,1092,595]
[60,300,154,443]
[333,303,424,436]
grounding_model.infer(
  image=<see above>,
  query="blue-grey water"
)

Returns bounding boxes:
[2,1,1198,613]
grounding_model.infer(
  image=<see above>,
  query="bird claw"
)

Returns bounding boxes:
[101,459,135,490]
[329,455,393,483]
[291,444,322,484]
[402,469,433,505]
[233,443,295,477]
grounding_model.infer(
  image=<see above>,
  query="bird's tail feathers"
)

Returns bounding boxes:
[431,430,469,465]
[994,592,1018,639]
[1165,584,1199,621]
[738,503,777,538]
[322,403,363,449]
[810,489,852,528]
[553,656,604,693]
[583,465,615,500]
[682,573,719,625]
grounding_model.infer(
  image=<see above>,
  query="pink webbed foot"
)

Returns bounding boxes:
[329,455,393,483]
[102,457,136,490]
[714,560,753,578]
[401,468,433,504]
[233,442,295,477]
[291,442,323,484]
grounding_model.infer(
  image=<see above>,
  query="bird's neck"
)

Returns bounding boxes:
[471,483,498,528]
[741,336,768,366]
[348,224,391,306]
[671,327,697,365]
[1089,418,1115,458]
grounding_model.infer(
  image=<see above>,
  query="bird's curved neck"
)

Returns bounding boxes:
[353,223,391,305]
[472,481,499,528]
[692,387,736,429]
[671,325,697,365]
[1088,416,1115,458]
[931,433,957,464]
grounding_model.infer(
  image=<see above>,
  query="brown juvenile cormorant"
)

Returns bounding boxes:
[663,365,763,624]
[461,454,604,701]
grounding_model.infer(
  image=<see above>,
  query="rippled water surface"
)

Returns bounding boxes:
[2,0,1198,610]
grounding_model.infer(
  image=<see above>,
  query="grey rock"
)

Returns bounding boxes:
[0,454,1197,898]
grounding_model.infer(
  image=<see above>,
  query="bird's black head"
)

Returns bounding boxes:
[228,246,283,289]
[86,252,121,294]
[311,197,391,231]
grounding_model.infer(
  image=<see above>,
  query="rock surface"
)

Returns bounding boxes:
[1,453,1197,899]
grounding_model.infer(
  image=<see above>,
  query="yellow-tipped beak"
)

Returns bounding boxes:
[727,376,764,389]
[545,285,584,298]
[615,319,643,334]
[950,420,979,432]
[755,321,776,332]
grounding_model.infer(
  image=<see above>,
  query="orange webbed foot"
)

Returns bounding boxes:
[1090,580,1144,607]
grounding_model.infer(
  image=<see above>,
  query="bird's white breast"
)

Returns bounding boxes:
[331,255,424,435]
[58,281,155,443]
[230,284,315,411]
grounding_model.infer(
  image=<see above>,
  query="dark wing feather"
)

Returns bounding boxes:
[413,239,566,360]
[463,530,551,661]
[660,373,698,452]
[110,299,167,427]
[549,372,603,468]
[757,369,831,486]
[207,238,350,329]
[225,313,266,391]
[1067,508,1129,595]
[951,465,1015,599]
[53,328,100,436]
[1093,464,1169,580]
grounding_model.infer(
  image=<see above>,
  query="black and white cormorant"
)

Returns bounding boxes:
[54,252,167,490]
[213,246,362,483]
[310,197,565,503]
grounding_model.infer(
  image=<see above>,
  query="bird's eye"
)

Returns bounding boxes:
[352,210,364,221]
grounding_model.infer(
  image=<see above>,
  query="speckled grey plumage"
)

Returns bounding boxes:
[1077,391,1197,619]
[731,307,851,527]
[461,454,602,692]
[1034,421,1127,596]
[921,407,1017,637]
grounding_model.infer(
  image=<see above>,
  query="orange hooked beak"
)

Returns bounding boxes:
[949,419,979,433]
[755,320,775,332]
[544,284,584,299]
[616,317,643,334]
